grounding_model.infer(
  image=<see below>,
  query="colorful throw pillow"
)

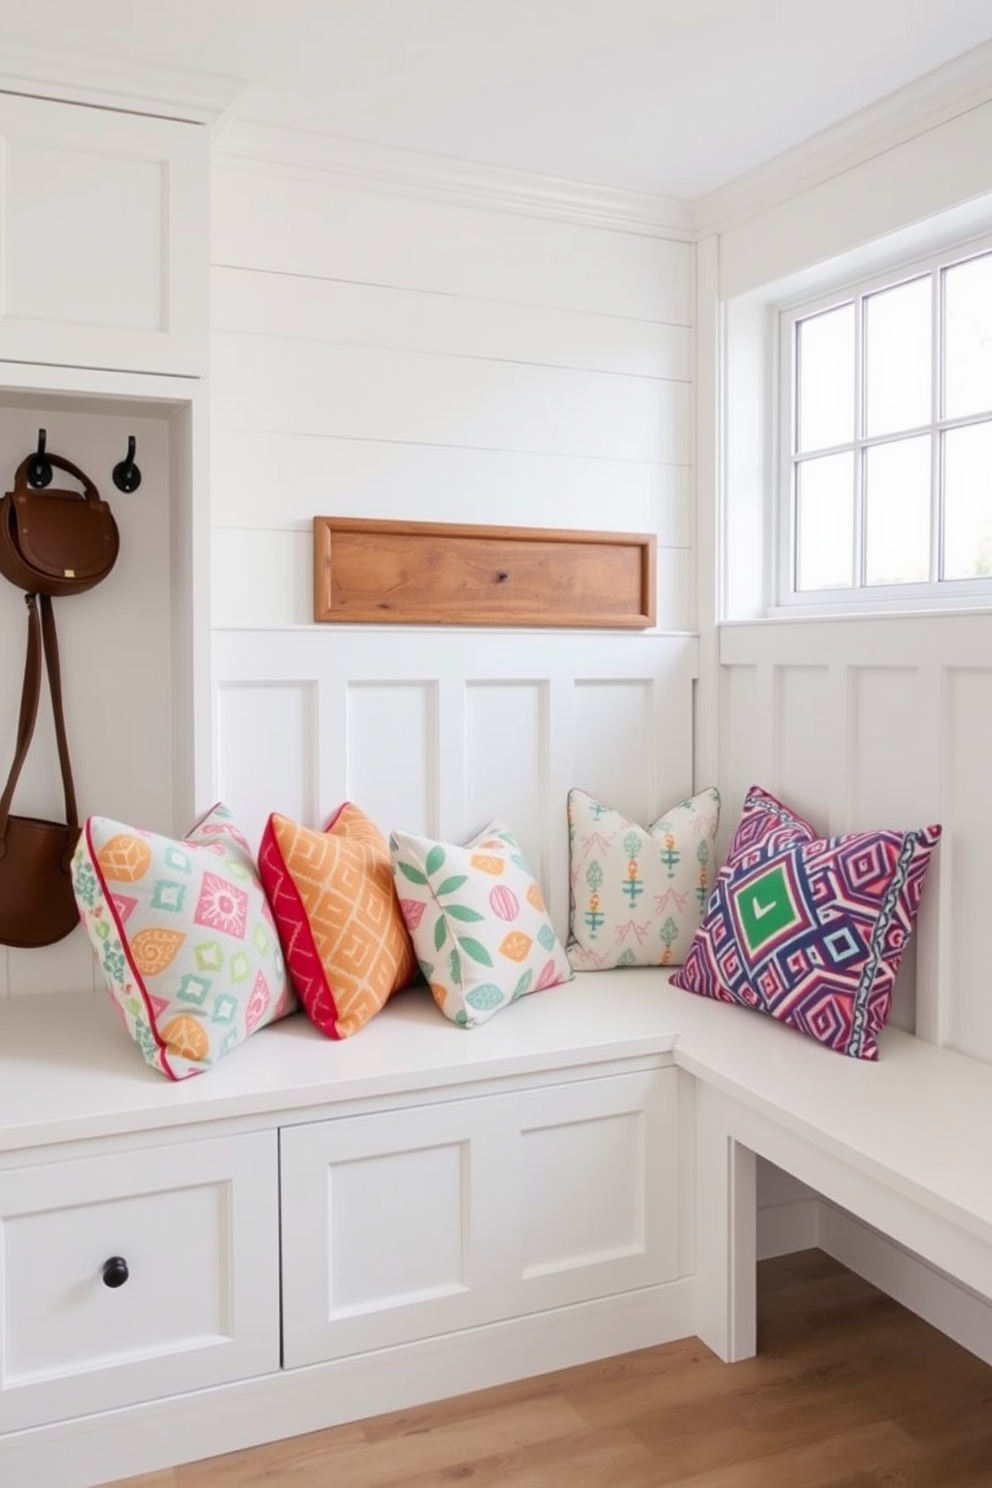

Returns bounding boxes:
[567,786,720,970]
[72,803,297,1079]
[258,803,418,1039]
[390,821,573,1027]
[670,785,941,1060]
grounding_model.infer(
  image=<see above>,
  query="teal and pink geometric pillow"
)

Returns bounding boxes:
[566,786,720,970]
[389,820,573,1027]
[670,785,941,1060]
[71,803,297,1079]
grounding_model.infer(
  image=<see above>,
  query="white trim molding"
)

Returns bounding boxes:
[0,40,243,126]
[692,40,992,237]
[212,117,693,240]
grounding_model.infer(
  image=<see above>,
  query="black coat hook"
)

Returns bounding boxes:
[26,429,53,488]
[112,435,141,494]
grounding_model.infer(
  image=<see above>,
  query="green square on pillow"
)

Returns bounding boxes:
[390,820,573,1027]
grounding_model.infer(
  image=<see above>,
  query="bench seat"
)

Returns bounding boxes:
[0,971,989,1366]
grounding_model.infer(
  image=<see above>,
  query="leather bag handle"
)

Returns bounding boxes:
[0,594,79,844]
[13,451,102,507]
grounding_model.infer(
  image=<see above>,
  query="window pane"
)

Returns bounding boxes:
[864,436,931,585]
[796,452,854,590]
[943,421,992,579]
[796,304,854,453]
[944,253,992,421]
[864,277,932,438]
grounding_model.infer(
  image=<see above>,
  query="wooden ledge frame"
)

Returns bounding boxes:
[313,517,656,628]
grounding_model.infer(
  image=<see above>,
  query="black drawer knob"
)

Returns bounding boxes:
[101,1256,129,1289]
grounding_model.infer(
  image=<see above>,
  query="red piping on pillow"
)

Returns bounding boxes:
[83,818,180,1082]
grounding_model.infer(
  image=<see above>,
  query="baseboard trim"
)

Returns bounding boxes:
[817,1202,992,1368]
[0,1278,695,1488]
[757,1198,820,1260]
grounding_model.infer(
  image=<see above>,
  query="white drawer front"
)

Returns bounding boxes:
[0,1130,279,1431]
[281,1066,678,1368]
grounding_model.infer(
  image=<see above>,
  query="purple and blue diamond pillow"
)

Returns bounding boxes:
[670,785,941,1060]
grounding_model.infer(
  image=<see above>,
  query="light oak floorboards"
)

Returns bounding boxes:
[107,1251,992,1487]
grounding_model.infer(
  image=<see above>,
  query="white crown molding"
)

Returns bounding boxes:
[212,117,693,240]
[0,41,243,127]
[691,39,992,238]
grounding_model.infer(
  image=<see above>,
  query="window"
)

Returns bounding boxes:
[779,243,992,609]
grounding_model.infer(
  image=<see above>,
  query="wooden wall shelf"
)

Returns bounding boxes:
[313,518,656,628]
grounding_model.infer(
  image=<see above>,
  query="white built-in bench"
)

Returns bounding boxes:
[0,970,990,1488]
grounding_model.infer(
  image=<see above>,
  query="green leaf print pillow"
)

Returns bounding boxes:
[389,820,573,1027]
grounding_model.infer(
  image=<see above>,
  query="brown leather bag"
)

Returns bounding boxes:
[0,452,119,597]
[0,594,81,947]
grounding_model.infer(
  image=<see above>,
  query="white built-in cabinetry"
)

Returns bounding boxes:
[0,80,220,1472]
[0,1129,280,1435]
[0,73,696,1488]
[0,85,213,1002]
[281,1068,677,1369]
[0,92,208,377]
[0,990,688,1488]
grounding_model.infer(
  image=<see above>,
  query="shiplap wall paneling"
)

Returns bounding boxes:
[209,158,693,632]
[212,630,698,944]
[211,165,691,318]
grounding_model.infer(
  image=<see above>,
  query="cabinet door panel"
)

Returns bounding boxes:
[0,94,207,375]
[281,1067,678,1367]
[281,1099,516,1365]
[0,1130,279,1431]
[515,1070,678,1310]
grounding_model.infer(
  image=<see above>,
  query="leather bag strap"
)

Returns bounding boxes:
[0,593,78,839]
[13,451,101,507]
[39,593,79,831]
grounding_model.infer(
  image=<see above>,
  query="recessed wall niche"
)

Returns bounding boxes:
[0,372,209,998]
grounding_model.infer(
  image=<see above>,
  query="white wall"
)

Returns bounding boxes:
[701,85,992,1063]
[0,392,187,999]
[202,134,702,951]
[208,138,695,630]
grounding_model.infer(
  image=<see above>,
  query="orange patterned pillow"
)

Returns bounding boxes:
[258,803,418,1038]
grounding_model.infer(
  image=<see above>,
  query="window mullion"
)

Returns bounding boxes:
[778,232,992,611]
[853,292,865,589]
[780,311,798,604]
[931,267,942,583]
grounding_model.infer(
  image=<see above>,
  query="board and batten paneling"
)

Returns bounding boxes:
[719,616,992,1064]
[213,628,698,947]
[209,160,693,632]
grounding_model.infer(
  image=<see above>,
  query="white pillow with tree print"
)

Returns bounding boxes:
[566,787,720,971]
[389,820,572,1027]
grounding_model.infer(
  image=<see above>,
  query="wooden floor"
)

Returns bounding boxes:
[107,1251,992,1488]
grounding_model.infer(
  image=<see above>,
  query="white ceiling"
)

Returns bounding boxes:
[3,0,992,198]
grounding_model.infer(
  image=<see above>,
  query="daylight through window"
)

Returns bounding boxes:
[781,244,992,605]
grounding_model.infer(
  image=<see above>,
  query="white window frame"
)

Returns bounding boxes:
[774,232,992,616]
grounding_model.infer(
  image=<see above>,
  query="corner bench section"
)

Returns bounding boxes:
[651,978,992,1368]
